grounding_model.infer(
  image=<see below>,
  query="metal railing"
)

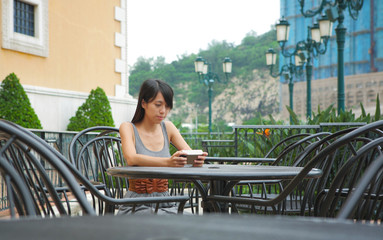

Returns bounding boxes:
[233,123,366,157]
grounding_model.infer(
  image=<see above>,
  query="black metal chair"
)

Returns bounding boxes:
[198,132,328,213]
[315,137,383,219]
[232,132,332,211]
[207,121,383,215]
[0,120,188,216]
[0,157,37,218]
[68,126,120,165]
[68,126,190,214]
[317,138,383,223]
[336,154,383,223]
[0,120,96,217]
[263,133,313,159]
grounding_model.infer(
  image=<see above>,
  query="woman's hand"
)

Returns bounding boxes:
[168,151,187,167]
[193,152,208,167]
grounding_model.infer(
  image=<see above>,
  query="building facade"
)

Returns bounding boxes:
[0,0,136,130]
[279,0,383,118]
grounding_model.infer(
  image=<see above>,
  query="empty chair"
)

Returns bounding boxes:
[322,140,383,223]
[0,158,37,218]
[207,121,383,215]
[263,133,313,159]
[0,120,96,217]
[233,132,332,213]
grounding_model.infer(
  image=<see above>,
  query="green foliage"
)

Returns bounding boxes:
[0,73,42,129]
[67,87,115,131]
[242,113,284,125]
[128,29,278,121]
[286,106,300,124]
[287,94,383,125]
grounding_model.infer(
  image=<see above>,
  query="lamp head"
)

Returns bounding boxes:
[276,17,290,43]
[222,57,232,74]
[319,13,333,38]
[265,48,277,66]
[310,23,321,43]
[202,61,208,75]
[194,57,205,73]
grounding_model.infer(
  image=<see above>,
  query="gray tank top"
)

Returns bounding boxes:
[131,121,171,158]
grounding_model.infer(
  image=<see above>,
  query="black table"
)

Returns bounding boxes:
[204,156,275,164]
[107,165,322,212]
[1,214,382,240]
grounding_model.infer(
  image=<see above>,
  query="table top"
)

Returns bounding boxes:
[107,164,322,181]
[1,214,382,240]
[205,156,275,164]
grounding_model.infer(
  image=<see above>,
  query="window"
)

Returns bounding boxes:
[14,0,35,36]
[2,0,48,57]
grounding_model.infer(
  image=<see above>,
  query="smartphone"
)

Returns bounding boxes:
[181,150,203,165]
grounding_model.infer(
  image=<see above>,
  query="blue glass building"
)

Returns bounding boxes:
[279,0,383,117]
[280,0,382,82]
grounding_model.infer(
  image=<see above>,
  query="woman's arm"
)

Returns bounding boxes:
[119,122,187,167]
[165,121,207,167]
[165,121,191,151]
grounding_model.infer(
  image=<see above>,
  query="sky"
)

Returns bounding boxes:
[127,0,281,66]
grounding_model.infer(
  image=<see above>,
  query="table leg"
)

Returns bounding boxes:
[192,179,240,213]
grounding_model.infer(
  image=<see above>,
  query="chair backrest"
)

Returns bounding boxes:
[0,158,37,218]
[69,126,129,198]
[336,154,383,223]
[0,120,96,217]
[271,132,332,167]
[272,123,383,215]
[264,133,312,158]
[68,126,120,165]
[75,135,129,199]
[315,137,383,220]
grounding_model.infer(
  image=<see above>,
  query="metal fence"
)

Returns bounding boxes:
[233,122,367,158]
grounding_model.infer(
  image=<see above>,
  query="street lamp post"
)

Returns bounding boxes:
[265,49,303,122]
[298,0,364,114]
[194,57,232,133]
[274,17,332,118]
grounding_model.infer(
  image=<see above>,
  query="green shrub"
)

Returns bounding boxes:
[0,73,42,129]
[67,87,115,131]
[286,94,382,125]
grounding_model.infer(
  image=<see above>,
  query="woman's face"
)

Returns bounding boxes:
[142,92,170,123]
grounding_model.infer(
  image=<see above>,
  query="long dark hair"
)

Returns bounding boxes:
[131,79,174,123]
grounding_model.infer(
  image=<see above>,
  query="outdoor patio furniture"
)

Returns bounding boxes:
[0,120,188,217]
[206,121,383,215]
[0,157,37,218]
[318,139,383,223]
[2,214,383,240]
[336,153,383,223]
[68,126,191,214]
[107,163,322,213]
[0,120,96,217]
[232,132,332,212]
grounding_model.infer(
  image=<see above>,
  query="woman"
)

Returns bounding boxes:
[118,79,207,214]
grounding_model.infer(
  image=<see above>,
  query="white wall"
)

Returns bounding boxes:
[25,85,137,131]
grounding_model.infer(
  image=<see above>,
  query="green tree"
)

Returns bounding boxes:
[67,87,115,131]
[128,28,279,123]
[0,73,42,129]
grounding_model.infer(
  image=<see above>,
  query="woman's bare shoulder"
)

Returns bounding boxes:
[119,122,134,134]
[164,120,177,131]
